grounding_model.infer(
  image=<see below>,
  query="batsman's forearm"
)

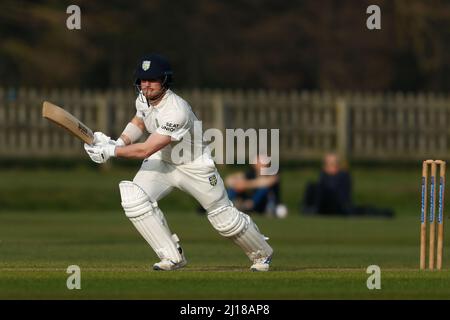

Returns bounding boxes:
[115,143,158,159]
[114,132,172,159]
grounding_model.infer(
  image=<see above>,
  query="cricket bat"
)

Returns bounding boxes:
[42,101,95,145]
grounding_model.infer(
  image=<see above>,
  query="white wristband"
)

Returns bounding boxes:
[121,122,143,144]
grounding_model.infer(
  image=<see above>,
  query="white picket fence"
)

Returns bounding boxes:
[1,87,450,161]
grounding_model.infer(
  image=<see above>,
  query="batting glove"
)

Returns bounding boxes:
[93,132,111,145]
[93,132,125,147]
[84,142,116,164]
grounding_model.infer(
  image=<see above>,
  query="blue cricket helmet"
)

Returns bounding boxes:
[134,53,173,88]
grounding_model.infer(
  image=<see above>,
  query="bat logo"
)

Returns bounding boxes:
[78,122,89,136]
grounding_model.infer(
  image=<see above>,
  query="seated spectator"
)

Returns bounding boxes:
[301,153,394,218]
[225,155,287,218]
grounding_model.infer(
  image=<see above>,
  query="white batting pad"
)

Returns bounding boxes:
[151,202,169,228]
[119,181,184,263]
[207,206,273,261]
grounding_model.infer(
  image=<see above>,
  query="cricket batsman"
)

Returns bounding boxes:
[84,54,273,271]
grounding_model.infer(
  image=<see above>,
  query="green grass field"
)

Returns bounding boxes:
[1,166,449,299]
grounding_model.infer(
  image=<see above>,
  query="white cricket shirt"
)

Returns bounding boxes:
[135,90,210,165]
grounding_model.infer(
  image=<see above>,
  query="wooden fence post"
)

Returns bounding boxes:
[95,92,111,170]
[212,93,224,130]
[0,88,5,156]
[336,98,350,164]
[212,92,225,165]
[96,93,108,134]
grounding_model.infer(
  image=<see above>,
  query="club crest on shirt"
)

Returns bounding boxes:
[209,174,217,186]
[142,60,151,71]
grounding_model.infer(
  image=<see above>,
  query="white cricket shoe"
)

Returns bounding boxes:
[250,255,272,272]
[153,257,187,271]
[153,245,187,271]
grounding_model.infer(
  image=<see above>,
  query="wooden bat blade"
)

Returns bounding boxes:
[42,101,94,145]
